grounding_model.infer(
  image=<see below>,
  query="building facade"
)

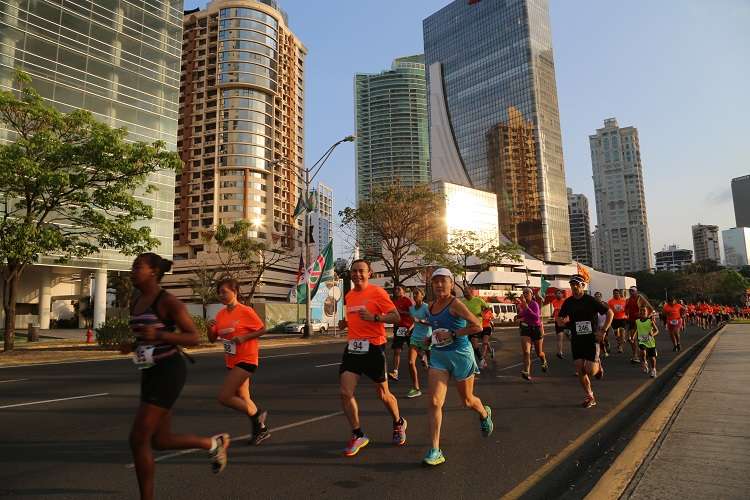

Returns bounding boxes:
[174,0,306,261]
[0,0,181,327]
[432,180,499,246]
[354,55,429,252]
[590,118,652,274]
[722,227,750,268]
[731,175,750,228]
[567,188,592,266]
[691,223,721,264]
[654,245,693,272]
[310,181,333,256]
[424,0,571,263]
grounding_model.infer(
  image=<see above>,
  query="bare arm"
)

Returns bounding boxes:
[449,299,483,336]
[140,296,200,347]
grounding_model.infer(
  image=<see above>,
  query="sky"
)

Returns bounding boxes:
[184,0,750,261]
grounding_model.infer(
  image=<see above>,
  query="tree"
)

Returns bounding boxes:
[185,262,219,319]
[108,271,134,309]
[0,72,180,351]
[339,182,445,291]
[203,220,293,302]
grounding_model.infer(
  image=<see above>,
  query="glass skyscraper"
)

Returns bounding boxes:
[0,0,182,269]
[424,0,571,263]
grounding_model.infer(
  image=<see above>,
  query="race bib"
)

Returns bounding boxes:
[575,321,593,335]
[639,333,651,343]
[347,339,369,354]
[396,327,409,337]
[615,305,623,312]
[132,345,155,369]
[670,319,679,326]
[431,329,454,348]
[223,339,237,355]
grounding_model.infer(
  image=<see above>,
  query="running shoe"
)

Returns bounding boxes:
[521,371,531,381]
[406,388,422,398]
[480,405,494,437]
[422,448,445,466]
[343,435,370,457]
[650,368,657,378]
[210,433,230,474]
[557,352,564,360]
[672,345,678,352]
[490,346,495,359]
[677,344,681,352]
[249,427,271,446]
[388,370,399,382]
[392,417,407,446]
[582,395,597,409]
[630,358,640,364]
[603,351,610,359]
[642,363,649,374]
[541,359,549,372]
[595,366,604,380]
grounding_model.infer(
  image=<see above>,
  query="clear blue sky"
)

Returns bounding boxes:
[185,0,750,261]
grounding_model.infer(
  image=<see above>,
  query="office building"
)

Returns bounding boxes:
[174,0,306,259]
[0,0,181,327]
[310,181,333,256]
[654,245,693,272]
[731,175,750,227]
[692,223,721,264]
[567,188,592,266]
[590,118,652,274]
[424,0,571,263]
[722,227,750,268]
[432,180,499,245]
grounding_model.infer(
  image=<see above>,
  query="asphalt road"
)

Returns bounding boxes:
[0,325,708,499]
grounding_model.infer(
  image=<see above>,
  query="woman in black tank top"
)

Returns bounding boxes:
[125,253,230,500]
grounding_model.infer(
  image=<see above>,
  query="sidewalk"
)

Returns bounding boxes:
[623,323,750,499]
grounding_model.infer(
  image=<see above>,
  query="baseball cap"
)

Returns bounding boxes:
[569,274,587,285]
[431,268,454,281]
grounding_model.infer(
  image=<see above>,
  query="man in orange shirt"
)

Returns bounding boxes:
[549,289,567,359]
[662,297,686,352]
[608,289,628,354]
[339,259,405,457]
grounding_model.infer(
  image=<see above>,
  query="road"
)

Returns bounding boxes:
[0,325,708,499]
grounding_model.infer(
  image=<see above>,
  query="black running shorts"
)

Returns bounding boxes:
[638,344,658,358]
[140,353,186,410]
[612,319,628,330]
[339,343,387,383]
[520,324,542,341]
[232,362,257,373]
[571,339,600,363]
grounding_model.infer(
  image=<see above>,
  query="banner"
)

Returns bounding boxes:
[294,240,334,304]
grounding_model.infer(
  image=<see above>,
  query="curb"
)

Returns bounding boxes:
[499,324,724,500]
[583,325,723,499]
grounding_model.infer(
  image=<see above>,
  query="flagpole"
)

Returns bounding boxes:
[303,164,312,338]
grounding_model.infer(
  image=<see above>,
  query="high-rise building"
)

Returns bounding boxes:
[310,181,333,256]
[567,188,592,266]
[432,180,499,246]
[0,0,181,327]
[731,175,750,227]
[722,227,750,268]
[354,55,429,252]
[424,0,571,263]
[591,229,601,269]
[692,223,721,264]
[590,118,652,274]
[174,0,306,260]
[654,245,693,272]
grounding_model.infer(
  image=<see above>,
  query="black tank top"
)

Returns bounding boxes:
[130,289,176,356]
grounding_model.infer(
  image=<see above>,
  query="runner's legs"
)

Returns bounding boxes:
[427,368,450,450]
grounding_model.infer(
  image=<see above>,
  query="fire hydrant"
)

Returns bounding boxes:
[86,328,94,344]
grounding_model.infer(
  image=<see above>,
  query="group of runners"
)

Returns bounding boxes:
[123,252,739,499]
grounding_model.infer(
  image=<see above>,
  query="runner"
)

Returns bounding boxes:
[406,288,431,398]
[207,278,270,445]
[516,287,548,381]
[423,268,493,466]
[478,306,495,369]
[338,259,406,457]
[594,292,611,358]
[123,253,229,500]
[625,286,655,364]
[607,289,628,353]
[662,297,686,352]
[461,285,490,367]
[557,274,613,408]
[549,289,568,359]
[388,286,414,382]
[635,306,659,377]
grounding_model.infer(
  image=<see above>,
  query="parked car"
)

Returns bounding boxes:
[490,303,518,325]
[283,320,328,333]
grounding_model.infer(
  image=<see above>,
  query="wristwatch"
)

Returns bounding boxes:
[374,314,380,322]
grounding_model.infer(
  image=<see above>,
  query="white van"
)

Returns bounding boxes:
[490,303,517,325]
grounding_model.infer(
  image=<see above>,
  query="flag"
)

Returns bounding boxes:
[289,253,306,303]
[295,240,334,304]
[293,196,306,218]
[539,277,550,300]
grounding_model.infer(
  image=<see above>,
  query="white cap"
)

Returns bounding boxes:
[431,268,454,281]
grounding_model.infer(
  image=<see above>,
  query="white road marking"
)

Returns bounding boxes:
[315,362,341,368]
[0,378,28,384]
[126,410,345,468]
[0,392,109,409]
[261,352,311,359]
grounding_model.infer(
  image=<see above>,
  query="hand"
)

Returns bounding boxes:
[231,336,244,345]
[358,308,376,322]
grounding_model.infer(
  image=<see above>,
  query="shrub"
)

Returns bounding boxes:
[191,315,211,345]
[95,317,133,349]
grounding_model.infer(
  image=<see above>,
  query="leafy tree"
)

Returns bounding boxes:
[0,72,180,351]
[108,271,134,309]
[203,220,293,302]
[185,261,219,319]
[339,182,445,291]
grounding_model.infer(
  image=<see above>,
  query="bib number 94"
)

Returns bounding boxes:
[348,339,369,354]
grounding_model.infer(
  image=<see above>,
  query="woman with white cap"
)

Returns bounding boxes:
[422,268,494,466]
